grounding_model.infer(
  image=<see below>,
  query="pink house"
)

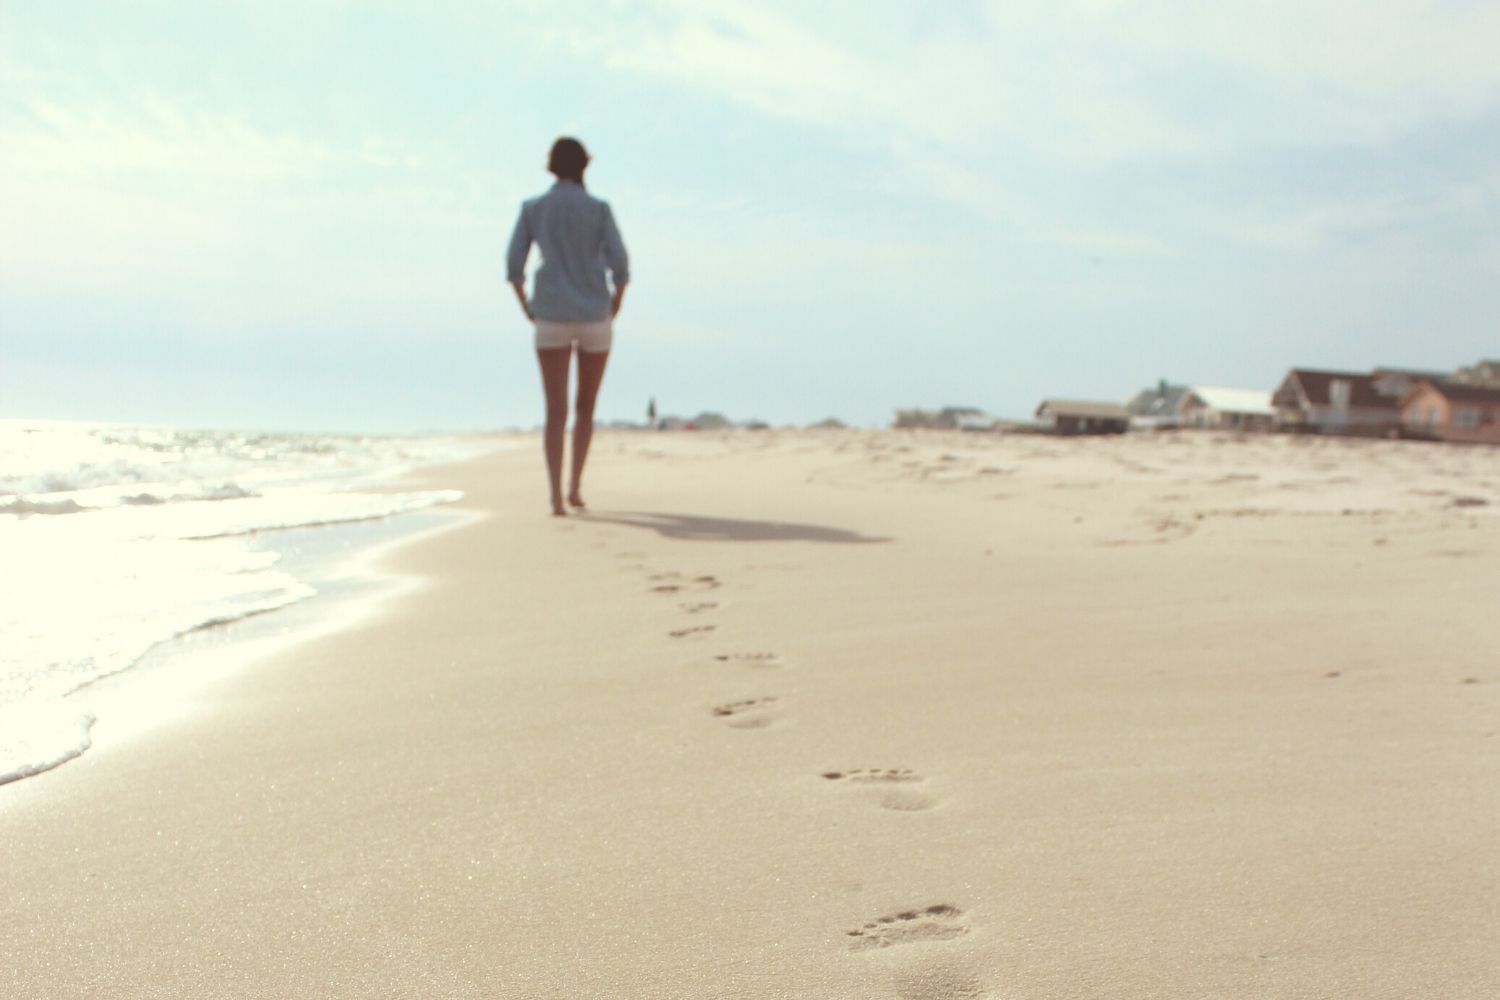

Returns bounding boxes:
[1400,380,1500,445]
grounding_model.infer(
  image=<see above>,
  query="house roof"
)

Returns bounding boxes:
[1409,379,1500,405]
[1456,359,1500,384]
[1036,400,1130,420]
[1373,366,1448,379]
[1279,369,1399,410]
[1182,385,1274,416]
[1125,382,1189,416]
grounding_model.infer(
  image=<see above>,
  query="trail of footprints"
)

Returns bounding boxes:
[632,549,972,979]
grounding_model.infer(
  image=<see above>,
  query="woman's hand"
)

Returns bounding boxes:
[510,281,534,320]
[611,284,626,318]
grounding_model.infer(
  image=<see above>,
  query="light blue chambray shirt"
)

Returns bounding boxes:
[506,180,630,323]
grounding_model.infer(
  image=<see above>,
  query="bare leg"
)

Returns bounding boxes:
[569,349,610,508]
[536,347,572,516]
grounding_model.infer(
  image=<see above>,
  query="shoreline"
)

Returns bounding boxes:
[4,429,1496,998]
[16,504,482,794]
[0,452,495,791]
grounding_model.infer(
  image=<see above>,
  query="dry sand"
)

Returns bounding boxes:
[4,428,1498,998]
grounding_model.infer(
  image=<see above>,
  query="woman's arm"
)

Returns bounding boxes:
[506,205,534,319]
[601,203,629,318]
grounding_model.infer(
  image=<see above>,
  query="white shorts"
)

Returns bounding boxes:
[534,318,612,354]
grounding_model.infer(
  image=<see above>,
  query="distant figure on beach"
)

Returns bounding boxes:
[507,136,630,516]
[648,397,657,428]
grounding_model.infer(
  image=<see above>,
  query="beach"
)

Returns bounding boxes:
[4,428,1497,998]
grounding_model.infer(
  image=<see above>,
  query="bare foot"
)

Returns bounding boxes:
[551,497,567,517]
[567,492,587,510]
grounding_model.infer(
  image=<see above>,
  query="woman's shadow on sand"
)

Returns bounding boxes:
[587,511,890,544]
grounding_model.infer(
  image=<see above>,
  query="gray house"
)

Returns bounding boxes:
[1125,380,1189,428]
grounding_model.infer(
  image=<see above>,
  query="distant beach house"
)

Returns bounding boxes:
[1271,369,1401,435]
[1034,400,1129,436]
[1125,380,1189,429]
[1400,380,1500,445]
[1454,359,1500,387]
[893,406,993,430]
[1177,386,1275,431]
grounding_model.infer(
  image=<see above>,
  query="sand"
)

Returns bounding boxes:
[4,428,1498,998]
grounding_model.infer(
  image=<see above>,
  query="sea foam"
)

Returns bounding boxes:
[0,420,500,786]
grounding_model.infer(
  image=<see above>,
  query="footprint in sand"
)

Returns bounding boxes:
[647,571,686,594]
[846,904,968,951]
[713,652,784,669]
[669,625,717,639]
[822,768,922,784]
[648,572,721,594]
[822,769,938,812]
[711,697,779,729]
[679,601,719,614]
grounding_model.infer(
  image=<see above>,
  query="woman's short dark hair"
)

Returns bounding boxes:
[548,137,590,180]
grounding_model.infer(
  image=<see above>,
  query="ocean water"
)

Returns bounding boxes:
[0,419,501,786]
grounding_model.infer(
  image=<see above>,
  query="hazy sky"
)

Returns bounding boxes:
[3,1,1498,432]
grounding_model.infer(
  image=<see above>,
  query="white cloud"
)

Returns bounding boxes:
[580,0,1500,164]
[1122,1,1500,108]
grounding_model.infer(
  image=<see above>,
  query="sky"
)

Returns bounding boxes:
[2,0,1498,433]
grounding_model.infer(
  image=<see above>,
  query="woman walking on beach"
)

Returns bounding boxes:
[507,137,630,516]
